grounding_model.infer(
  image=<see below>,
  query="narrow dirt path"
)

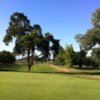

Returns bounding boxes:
[50,65,70,72]
[50,64,100,79]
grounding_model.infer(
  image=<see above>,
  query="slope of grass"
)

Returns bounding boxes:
[53,65,100,75]
[0,72,100,100]
[0,63,100,100]
[0,63,60,73]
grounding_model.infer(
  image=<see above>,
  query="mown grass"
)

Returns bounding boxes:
[55,65,100,75]
[0,63,100,100]
[0,72,100,100]
[0,62,59,73]
[1,62,100,73]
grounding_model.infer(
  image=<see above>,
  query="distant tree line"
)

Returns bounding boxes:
[54,8,100,69]
[2,8,100,70]
[0,51,15,64]
[54,44,100,69]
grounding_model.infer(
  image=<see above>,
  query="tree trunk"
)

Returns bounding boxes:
[79,62,82,69]
[27,50,35,71]
[27,50,32,71]
[28,64,31,71]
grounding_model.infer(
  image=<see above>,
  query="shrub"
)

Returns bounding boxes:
[64,45,75,67]
[54,46,65,65]
[0,51,15,64]
[91,48,100,68]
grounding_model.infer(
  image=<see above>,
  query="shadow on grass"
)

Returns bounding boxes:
[31,71,100,76]
[0,63,100,76]
[72,65,100,70]
[0,63,28,72]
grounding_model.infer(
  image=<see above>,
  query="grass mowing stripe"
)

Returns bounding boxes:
[0,72,100,100]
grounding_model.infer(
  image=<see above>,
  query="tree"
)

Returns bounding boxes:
[54,46,65,65]
[0,51,15,64]
[83,56,95,68]
[76,8,100,50]
[51,39,60,60]
[44,32,60,60]
[34,32,50,61]
[92,8,100,28]
[80,28,100,50]
[75,8,100,68]
[3,12,60,71]
[64,44,75,67]
[3,12,34,71]
[91,48,100,68]
[74,50,87,68]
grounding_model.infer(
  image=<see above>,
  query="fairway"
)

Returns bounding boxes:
[0,71,100,100]
[1,1,100,100]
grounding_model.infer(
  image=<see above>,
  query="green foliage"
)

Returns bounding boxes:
[54,46,65,65]
[91,48,100,67]
[3,12,36,71]
[82,28,100,50]
[74,50,87,68]
[75,34,84,49]
[0,51,15,64]
[3,12,30,45]
[83,57,93,67]
[75,8,100,50]
[54,45,78,67]
[92,8,100,28]
[64,44,75,67]
[3,12,60,71]
[84,8,100,50]
[75,8,100,68]
[50,39,60,60]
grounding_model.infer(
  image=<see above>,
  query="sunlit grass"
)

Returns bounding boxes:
[0,63,58,72]
[0,72,100,100]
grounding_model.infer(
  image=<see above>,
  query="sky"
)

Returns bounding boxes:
[0,0,100,52]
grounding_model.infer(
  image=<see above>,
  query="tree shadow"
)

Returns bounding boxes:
[0,63,100,76]
[31,71,100,76]
[0,63,27,72]
[73,65,100,70]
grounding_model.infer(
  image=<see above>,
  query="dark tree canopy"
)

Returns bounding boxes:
[91,48,100,67]
[3,12,30,45]
[75,8,100,68]
[0,51,15,64]
[92,8,100,28]
[75,8,100,51]
[3,12,60,71]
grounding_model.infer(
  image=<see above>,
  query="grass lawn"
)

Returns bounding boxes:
[0,63,62,73]
[0,63,100,100]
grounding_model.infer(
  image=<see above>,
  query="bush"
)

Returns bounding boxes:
[91,48,100,68]
[0,51,15,64]
[54,46,65,65]
[54,52,65,65]
[64,45,75,67]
